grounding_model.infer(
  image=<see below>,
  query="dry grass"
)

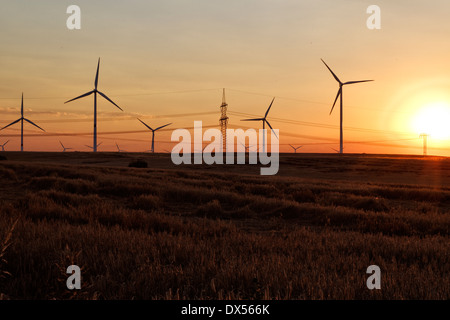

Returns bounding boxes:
[0,154,449,299]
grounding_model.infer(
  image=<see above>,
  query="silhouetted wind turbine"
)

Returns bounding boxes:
[331,147,344,153]
[239,141,258,153]
[116,142,126,153]
[321,59,373,154]
[0,93,45,151]
[241,97,278,153]
[65,58,123,153]
[289,144,303,153]
[137,119,171,153]
[239,142,251,153]
[0,140,9,151]
[85,142,102,151]
[59,141,73,152]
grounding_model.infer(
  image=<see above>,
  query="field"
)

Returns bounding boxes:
[0,152,449,300]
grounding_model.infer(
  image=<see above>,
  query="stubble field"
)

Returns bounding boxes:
[0,152,449,299]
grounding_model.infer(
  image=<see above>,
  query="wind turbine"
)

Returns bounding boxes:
[137,119,171,153]
[59,141,73,152]
[0,140,9,152]
[331,147,344,153]
[116,142,126,153]
[239,142,251,153]
[241,97,278,153]
[85,142,102,151]
[239,141,258,153]
[321,59,373,154]
[65,58,123,152]
[0,93,45,151]
[289,144,303,153]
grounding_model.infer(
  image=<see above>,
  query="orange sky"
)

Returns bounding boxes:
[1,1,450,155]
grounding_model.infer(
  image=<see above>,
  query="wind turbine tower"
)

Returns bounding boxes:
[321,59,373,154]
[219,88,229,153]
[0,93,45,151]
[65,58,123,153]
[85,142,102,151]
[419,133,429,156]
[289,144,303,153]
[116,142,125,153]
[59,141,73,152]
[137,119,171,153]
[0,140,9,152]
[241,97,277,153]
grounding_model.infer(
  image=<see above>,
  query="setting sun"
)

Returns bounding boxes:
[411,101,450,140]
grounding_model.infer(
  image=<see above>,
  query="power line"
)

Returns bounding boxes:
[0,87,414,116]
[0,107,423,142]
[0,124,220,138]
[0,88,222,100]
[0,111,219,125]
[228,110,414,136]
[225,88,412,115]
[0,87,447,153]
[0,119,424,150]
[0,106,415,141]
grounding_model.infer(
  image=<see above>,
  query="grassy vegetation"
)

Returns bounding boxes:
[0,154,449,299]
[128,159,148,168]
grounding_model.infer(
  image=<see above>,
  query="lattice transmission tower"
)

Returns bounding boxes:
[219,88,229,152]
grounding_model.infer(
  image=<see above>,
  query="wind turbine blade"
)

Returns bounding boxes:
[344,80,374,85]
[95,58,100,89]
[265,120,278,140]
[59,141,64,148]
[97,91,123,111]
[5,140,9,146]
[97,142,102,147]
[21,93,24,116]
[241,118,264,121]
[155,123,172,131]
[24,118,45,132]
[137,118,154,131]
[321,59,342,84]
[0,118,21,131]
[330,88,342,115]
[264,97,275,118]
[65,90,94,104]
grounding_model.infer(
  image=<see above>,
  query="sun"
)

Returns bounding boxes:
[411,101,450,140]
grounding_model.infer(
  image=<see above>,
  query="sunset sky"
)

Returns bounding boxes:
[1,0,450,155]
